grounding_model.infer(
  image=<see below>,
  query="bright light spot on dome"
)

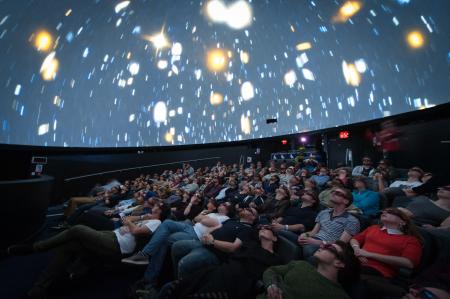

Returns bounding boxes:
[164,131,174,143]
[205,0,252,30]
[354,59,367,73]
[115,1,130,13]
[206,48,228,72]
[302,68,315,81]
[333,1,362,23]
[241,81,254,101]
[295,42,312,51]
[240,50,250,64]
[38,123,49,135]
[210,92,224,105]
[284,70,297,87]
[241,115,251,134]
[406,30,425,48]
[227,1,253,30]
[144,31,170,51]
[128,62,140,76]
[205,0,228,23]
[171,42,183,56]
[157,60,168,69]
[40,51,59,81]
[34,30,53,52]
[342,60,361,86]
[153,101,167,123]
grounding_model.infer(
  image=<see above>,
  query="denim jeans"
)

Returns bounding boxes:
[141,220,198,284]
[171,239,220,279]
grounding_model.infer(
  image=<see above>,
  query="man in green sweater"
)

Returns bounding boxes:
[258,240,360,299]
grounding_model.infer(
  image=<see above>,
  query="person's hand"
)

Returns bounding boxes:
[270,222,284,232]
[298,235,315,246]
[104,209,114,216]
[122,217,132,225]
[373,173,382,180]
[354,248,372,258]
[267,284,283,299]
[403,189,417,197]
[202,233,214,245]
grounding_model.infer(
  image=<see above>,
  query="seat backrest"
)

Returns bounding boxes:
[275,235,301,264]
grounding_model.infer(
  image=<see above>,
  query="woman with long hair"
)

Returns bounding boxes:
[350,207,423,298]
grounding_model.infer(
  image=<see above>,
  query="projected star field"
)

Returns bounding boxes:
[0,0,449,147]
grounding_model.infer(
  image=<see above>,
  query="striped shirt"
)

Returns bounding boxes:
[314,208,360,241]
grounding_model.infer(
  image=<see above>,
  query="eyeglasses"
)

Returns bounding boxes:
[331,190,347,199]
[320,243,344,260]
[382,208,407,221]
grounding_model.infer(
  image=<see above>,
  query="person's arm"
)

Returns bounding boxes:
[339,230,353,243]
[183,202,194,216]
[203,234,243,253]
[359,251,415,269]
[302,222,320,237]
[374,173,386,191]
[123,219,151,235]
[285,224,305,232]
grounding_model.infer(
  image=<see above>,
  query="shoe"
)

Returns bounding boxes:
[50,222,69,230]
[7,244,35,256]
[122,252,149,265]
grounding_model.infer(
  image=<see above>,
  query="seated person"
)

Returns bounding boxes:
[381,167,424,191]
[171,192,204,221]
[298,188,360,259]
[352,177,380,217]
[352,156,375,177]
[402,257,450,299]
[156,226,282,299]
[378,167,424,208]
[350,208,422,278]
[263,174,281,194]
[270,191,319,243]
[398,185,450,227]
[350,208,423,299]
[122,201,233,289]
[259,241,360,299]
[171,206,259,279]
[311,167,331,190]
[261,185,291,220]
[279,166,295,186]
[8,203,168,298]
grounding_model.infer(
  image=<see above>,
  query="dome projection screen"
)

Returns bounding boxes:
[0,0,449,147]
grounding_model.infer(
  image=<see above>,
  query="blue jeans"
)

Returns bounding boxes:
[171,239,220,279]
[141,220,198,284]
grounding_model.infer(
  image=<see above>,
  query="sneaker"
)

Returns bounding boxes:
[7,244,35,256]
[50,222,69,230]
[122,252,149,265]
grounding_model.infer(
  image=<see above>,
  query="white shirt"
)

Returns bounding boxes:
[114,219,161,254]
[193,213,229,239]
[389,180,422,189]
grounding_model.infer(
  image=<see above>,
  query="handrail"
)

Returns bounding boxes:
[64,156,221,182]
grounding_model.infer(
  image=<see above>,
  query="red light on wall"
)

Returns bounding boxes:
[339,131,350,139]
[281,139,288,145]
